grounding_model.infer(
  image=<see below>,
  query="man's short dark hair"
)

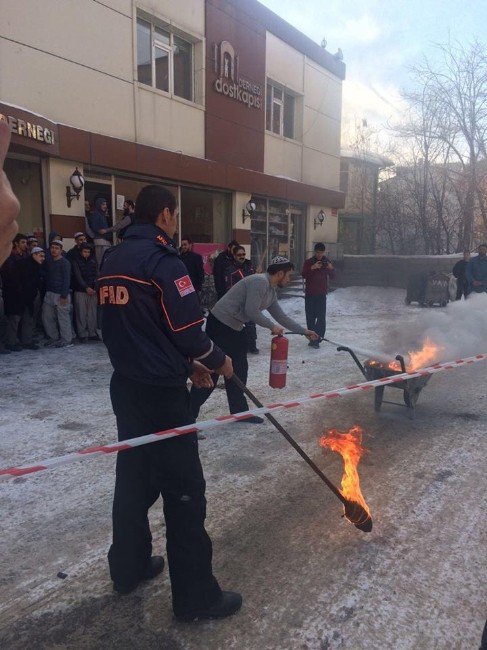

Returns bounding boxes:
[314,242,326,251]
[125,199,135,209]
[227,239,239,249]
[234,246,245,254]
[267,261,294,275]
[181,235,192,244]
[135,185,177,224]
[13,233,27,243]
[80,243,93,251]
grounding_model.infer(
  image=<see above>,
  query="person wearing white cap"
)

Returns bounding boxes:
[42,239,73,348]
[190,256,319,422]
[67,231,93,265]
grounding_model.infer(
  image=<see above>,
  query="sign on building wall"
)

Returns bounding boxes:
[213,41,263,110]
[0,103,60,155]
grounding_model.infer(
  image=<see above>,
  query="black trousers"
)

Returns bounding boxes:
[244,321,257,350]
[190,313,249,418]
[108,373,221,616]
[455,279,468,300]
[305,294,327,338]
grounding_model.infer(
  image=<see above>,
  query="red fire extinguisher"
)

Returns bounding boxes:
[269,334,289,389]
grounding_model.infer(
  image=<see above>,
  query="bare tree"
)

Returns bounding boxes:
[410,40,487,249]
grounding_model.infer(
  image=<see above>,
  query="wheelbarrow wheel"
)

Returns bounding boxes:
[374,386,385,411]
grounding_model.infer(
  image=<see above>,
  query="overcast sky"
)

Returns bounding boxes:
[259,0,487,145]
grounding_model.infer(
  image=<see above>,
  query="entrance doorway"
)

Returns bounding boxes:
[4,156,44,244]
[84,180,113,224]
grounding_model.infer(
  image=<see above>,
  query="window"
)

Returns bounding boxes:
[137,17,193,101]
[266,82,296,139]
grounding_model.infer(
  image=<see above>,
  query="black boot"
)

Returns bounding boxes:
[175,591,242,622]
[113,556,164,594]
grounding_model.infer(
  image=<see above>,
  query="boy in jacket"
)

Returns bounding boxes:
[72,243,98,342]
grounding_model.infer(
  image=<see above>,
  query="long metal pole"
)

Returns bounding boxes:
[231,374,347,505]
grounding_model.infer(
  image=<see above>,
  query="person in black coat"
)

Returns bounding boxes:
[71,243,98,342]
[452,251,471,300]
[212,240,239,300]
[2,247,45,350]
[224,245,259,354]
[179,236,205,294]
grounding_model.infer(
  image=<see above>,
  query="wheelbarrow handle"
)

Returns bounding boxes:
[336,346,367,378]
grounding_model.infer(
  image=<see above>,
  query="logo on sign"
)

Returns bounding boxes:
[175,275,195,297]
[213,41,262,110]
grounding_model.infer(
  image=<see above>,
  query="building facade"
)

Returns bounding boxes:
[338,148,392,254]
[1,0,345,269]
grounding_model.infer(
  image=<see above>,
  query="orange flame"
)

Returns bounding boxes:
[319,425,371,518]
[407,337,443,371]
[367,338,444,373]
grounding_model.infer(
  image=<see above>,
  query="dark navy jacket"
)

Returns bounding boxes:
[180,250,205,293]
[224,259,254,292]
[97,224,225,386]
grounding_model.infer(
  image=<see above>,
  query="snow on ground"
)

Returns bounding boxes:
[0,287,486,649]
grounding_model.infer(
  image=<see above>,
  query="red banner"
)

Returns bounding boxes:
[193,242,225,275]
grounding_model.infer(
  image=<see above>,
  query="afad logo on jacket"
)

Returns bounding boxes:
[175,275,195,297]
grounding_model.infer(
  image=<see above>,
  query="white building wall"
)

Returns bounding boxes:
[306,206,338,254]
[0,0,205,155]
[264,32,342,195]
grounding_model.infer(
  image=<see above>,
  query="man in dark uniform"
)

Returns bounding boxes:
[98,185,241,622]
[180,236,205,294]
[212,239,239,299]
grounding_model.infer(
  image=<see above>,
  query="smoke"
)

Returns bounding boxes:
[383,293,487,362]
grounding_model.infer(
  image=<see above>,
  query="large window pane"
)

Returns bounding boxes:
[272,102,282,135]
[173,36,192,100]
[137,18,152,85]
[154,25,170,45]
[180,187,231,243]
[266,84,272,131]
[283,93,295,138]
[154,46,169,92]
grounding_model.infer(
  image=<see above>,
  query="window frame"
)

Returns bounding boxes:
[266,81,298,141]
[137,16,194,103]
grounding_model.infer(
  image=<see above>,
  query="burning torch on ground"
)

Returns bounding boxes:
[319,425,372,532]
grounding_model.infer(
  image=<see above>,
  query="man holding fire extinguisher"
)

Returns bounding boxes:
[190,256,319,422]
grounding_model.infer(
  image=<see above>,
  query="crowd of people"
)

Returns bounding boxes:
[0,231,101,353]
[0,195,141,354]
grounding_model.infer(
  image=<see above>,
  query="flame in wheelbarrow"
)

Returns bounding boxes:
[319,425,371,528]
[408,337,444,371]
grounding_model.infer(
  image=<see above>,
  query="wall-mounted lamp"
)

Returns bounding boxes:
[242,200,256,223]
[314,209,325,229]
[66,167,84,208]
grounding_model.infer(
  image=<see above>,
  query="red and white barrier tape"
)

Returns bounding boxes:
[1,353,486,482]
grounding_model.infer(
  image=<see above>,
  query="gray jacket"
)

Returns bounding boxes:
[211,273,306,334]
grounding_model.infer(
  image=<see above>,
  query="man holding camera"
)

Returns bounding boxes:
[302,243,335,349]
